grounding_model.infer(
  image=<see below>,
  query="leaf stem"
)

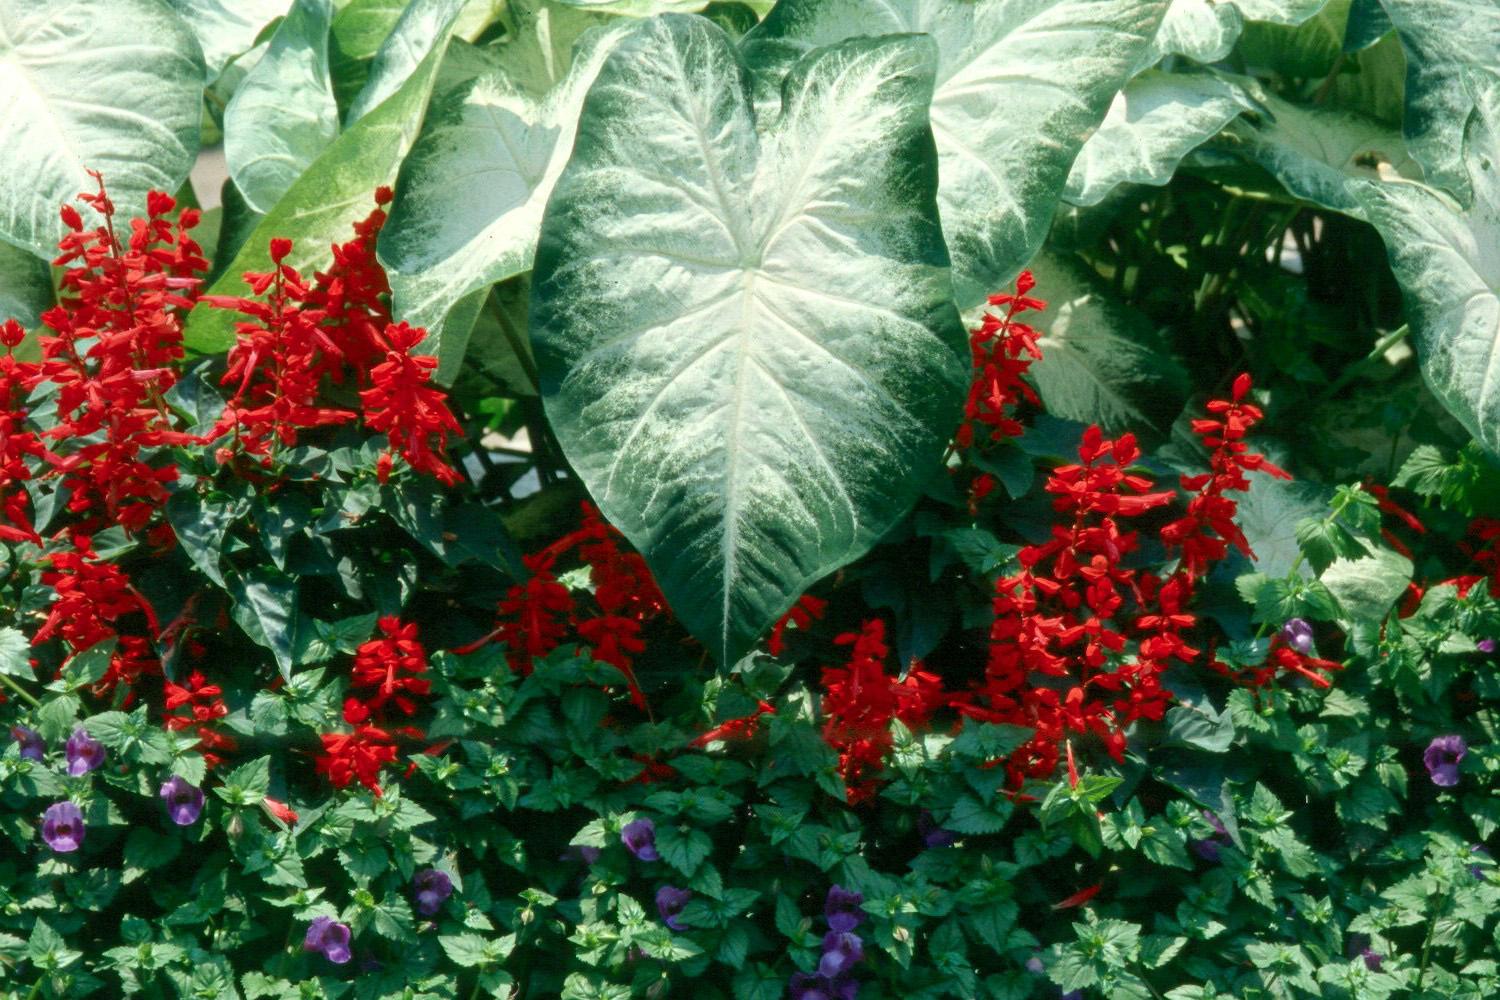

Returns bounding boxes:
[1321,325,1410,399]
[0,671,41,709]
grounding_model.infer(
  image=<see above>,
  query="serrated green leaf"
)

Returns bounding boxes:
[1320,545,1412,623]
[532,19,966,663]
[748,0,1169,310]
[0,0,203,259]
[225,0,340,214]
[1065,71,1253,207]
[0,626,30,678]
[656,823,713,876]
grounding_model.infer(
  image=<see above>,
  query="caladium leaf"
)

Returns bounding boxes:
[0,0,204,260]
[377,23,628,356]
[224,0,340,214]
[169,0,291,80]
[1221,84,1418,217]
[1064,71,1254,207]
[746,0,1168,310]
[1380,0,1500,204]
[0,238,54,331]
[184,21,459,353]
[531,16,967,663]
[1023,249,1191,435]
[1342,0,1391,52]
[1356,70,1500,455]
[347,0,468,124]
[1139,0,1244,68]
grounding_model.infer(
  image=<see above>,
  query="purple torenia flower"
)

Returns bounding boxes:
[1423,734,1467,787]
[621,818,658,861]
[1479,638,1496,653]
[789,973,857,1000]
[917,810,956,849]
[655,885,692,931]
[1361,948,1384,972]
[1279,618,1315,655]
[413,868,453,916]
[42,801,85,853]
[1190,838,1222,863]
[818,930,864,978]
[11,725,43,761]
[159,776,204,826]
[304,916,352,964]
[64,728,104,776]
[824,885,864,933]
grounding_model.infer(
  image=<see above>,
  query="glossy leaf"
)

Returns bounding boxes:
[184,20,459,353]
[0,0,204,259]
[378,22,627,351]
[1138,0,1243,68]
[531,17,967,663]
[0,238,54,329]
[1380,0,1500,203]
[170,0,290,79]
[347,0,467,124]
[1223,84,1418,217]
[747,0,1168,310]
[1064,71,1253,207]
[224,0,339,214]
[1356,71,1500,455]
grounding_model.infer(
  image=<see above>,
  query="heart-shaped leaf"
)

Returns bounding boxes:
[169,0,291,80]
[1357,70,1500,454]
[1139,0,1244,68]
[746,0,1168,309]
[224,0,339,214]
[0,0,204,259]
[531,16,966,663]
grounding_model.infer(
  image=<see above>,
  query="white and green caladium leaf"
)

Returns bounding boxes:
[0,0,204,260]
[1023,249,1191,434]
[170,0,291,80]
[1355,70,1500,455]
[531,16,967,664]
[1342,0,1390,52]
[377,23,627,357]
[1064,71,1254,207]
[224,0,339,214]
[746,0,1168,311]
[1231,0,1333,23]
[1222,85,1418,217]
[1139,0,1244,68]
[550,0,708,13]
[1380,0,1500,204]
[347,0,468,123]
[184,22,459,353]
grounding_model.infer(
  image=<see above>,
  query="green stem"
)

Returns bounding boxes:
[0,671,41,709]
[1415,892,1447,994]
[1321,325,1411,400]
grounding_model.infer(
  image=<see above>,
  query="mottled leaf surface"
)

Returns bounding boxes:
[532,17,966,662]
[747,0,1168,310]
[347,0,467,124]
[170,0,290,79]
[0,0,203,259]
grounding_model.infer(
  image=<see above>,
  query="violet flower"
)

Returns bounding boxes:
[1279,618,1315,655]
[818,930,864,978]
[655,885,692,931]
[824,885,864,933]
[42,801,85,853]
[1361,948,1383,972]
[1479,638,1496,654]
[159,776,204,826]
[304,916,352,965]
[789,973,857,1000]
[1190,838,1222,863]
[1423,734,1467,787]
[413,868,453,916]
[621,818,658,861]
[917,810,957,849]
[64,728,104,776]
[11,725,44,761]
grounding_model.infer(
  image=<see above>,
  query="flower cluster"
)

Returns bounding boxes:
[789,886,867,1000]
[317,617,433,795]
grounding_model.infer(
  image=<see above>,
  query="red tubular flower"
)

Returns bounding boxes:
[956,270,1044,450]
[496,553,576,673]
[769,594,828,656]
[348,616,431,718]
[316,725,399,795]
[690,700,776,747]
[359,322,463,486]
[163,670,237,767]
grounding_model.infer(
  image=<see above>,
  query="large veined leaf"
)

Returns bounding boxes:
[1023,249,1191,434]
[1342,0,1390,51]
[747,0,1168,311]
[1355,71,1500,454]
[1379,0,1500,204]
[0,0,204,260]
[170,0,290,80]
[224,0,339,214]
[0,239,54,330]
[1139,0,1244,68]
[1237,0,1348,78]
[1232,0,1333,23]
[184,21,459,353]
[551,0,708,12]
[531,16,967,663]
[347,0,468,123]
[1064,71,1254,207]
[378,23,628,354]
[1222,84,1418,217]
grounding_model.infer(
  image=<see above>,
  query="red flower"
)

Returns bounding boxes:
[359,322,463,485]
[348,616,431,718]
[769,594,828,656]
[316,725,399,795]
